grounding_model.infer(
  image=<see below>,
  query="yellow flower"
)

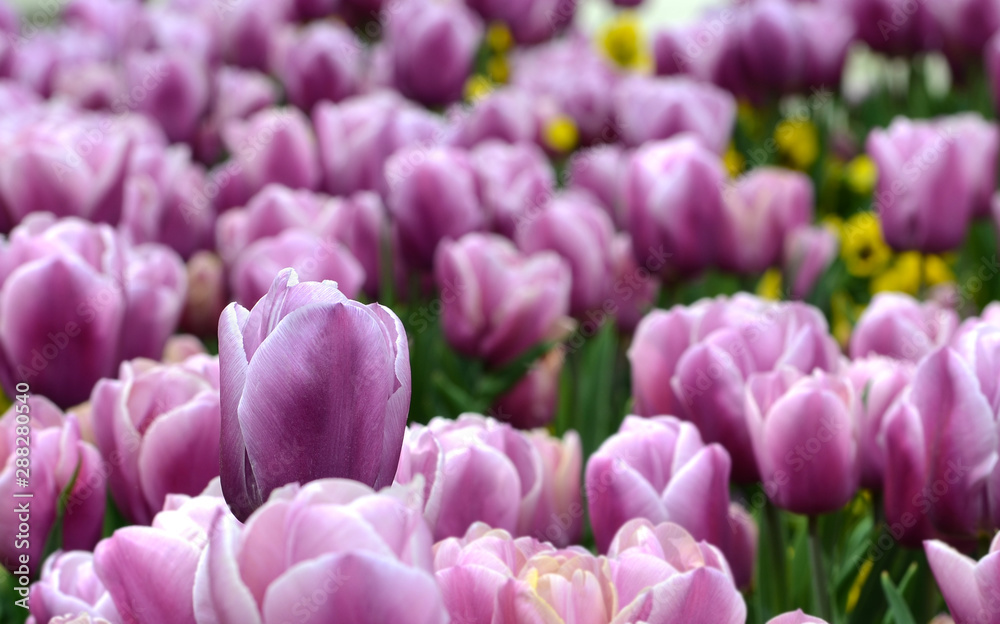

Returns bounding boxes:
[756,268,783,301]
[775,119,820,170]
[599,12,651,71]
[463,75,494,102]
[870,252,921,296]
[840,213,891,278]
[486,54,509,84]
[724,145,745,177]
[846,559,874,613]
[543,115,579,153]
[924,254,956,286]
[844,154,877,195]
[486,22,513,53]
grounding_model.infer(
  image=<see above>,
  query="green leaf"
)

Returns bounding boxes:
[41,456,83,564]
[880,568,918,624]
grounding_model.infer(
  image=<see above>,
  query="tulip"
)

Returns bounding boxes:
[50,61,122,111]
[585,415,756,588]
[195,67,277,163]
[145,5,217,65]
[62,0,151,55]
[314,91,445,197]
[28,551,120,624]
[446,88,539,148]
[470,140,555,238]
[931,0,1000,63]
[797,4,856,90]
[93,491,229,624]
[849,292,959,362]
[733,0,805,95]
[386,0,482,106]
[162,334,207,364]
[318,191,388,298]
[229,229,365,307]
[90,355,220,525]
[218,268,409,520]
[624,136,731,277]
[491,347,564,430]
[293,0,338,19]
[842,0,941,56]
[0,399,105,576]
[630,295,841,481]
[9,27,114,98]
[215,184,326,265]
[180,251,226,337]
[194,479,449,624]
[767,611,829,624]
[720,167,814,274]
[395,413,583,546]
[270,22,360,113]
[218,0,294,70]
[434,233,571,366]
[614,75,736,154]
[0,82,40,114]
[925,533,1000,624]
[566,144,628,229]
[516,192,616,317]
[867,114,999,251]
[784,225,838,300]
[609,234,660,333]
[464,0,575,44]
[386,146,484,271]
[123,49,209,144]
[0,214,186,407]
[844,357,914,490]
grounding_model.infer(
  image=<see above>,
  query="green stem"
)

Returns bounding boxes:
[809,515,833,622]
[765,502,787,613]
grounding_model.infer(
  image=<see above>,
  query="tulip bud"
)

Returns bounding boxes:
[123,49,209,144]
[180,251,226,336]
[470,140,554,238]
[925,532,1000,624]
[767,610,830,624]
[845,357,914,490]
[566,144,628,229]
[270,22,360,113]
[29,551,119,624]
[849,293,959,362]
[446,88,539,148]
[784,225,838,300]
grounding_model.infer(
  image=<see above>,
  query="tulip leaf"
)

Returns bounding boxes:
[0,567,30,624]
[41,456,82,565]
[880,568,917,624]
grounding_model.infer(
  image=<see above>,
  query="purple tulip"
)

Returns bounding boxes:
[735,1,805,94]
[0,81,40,115]
[491,348,564,429]
[0,215,186,407]
[218,268,409,520]
[767,611,830,624]
[845,357,914,490]
[745,368,860,515]
[145,6,217,65]
[625,136,731,277]
[464,0,575,43]
[0,399,105,576]
[385,0,482,106]
[270,22,360,113]
[470,140,554,239]
[720,167,814,274]
[615,75,736,154]
[881,343,998,544]
[867,114,999,251]
[585,415,756,588]
[50,61,122,112]
[318,191,388,298]
[218,0,294,70]
[567,144,629,229]
[293,0,339,19]
[90,354,220,525]
[849,293,959,362]
[179,251,224,337]
[930,0,1000,62]
[797,4,856,90]
[609,234,660,333]
[842,0,941,56]
[29,551,120,624]
[387,146,484,271]
[195,67,277,163]
[9,28,113,98]
[395,413,583,546]
[446,87,540,148]
[215,184,326,265]
[784,225,838,300]
[314,91,445,197]
[434,233,571,366]
[121,144,214,259]
[194,478,448,624]
[62,0,151,55]
[925,532,1000,624]
[93,490,229,624]
[516,192,616,317]
[123,49,209,144]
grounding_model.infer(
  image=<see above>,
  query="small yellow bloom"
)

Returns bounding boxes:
[737,100,761,137]
[846,559,874,613]
[844,154,877,196]
[775,119,820,170]
[486,54,509,84]
[840,213,891,278]
[756,268,783,301]
[724,145,745,177]
[924,254,956,286]
[543,115,579,153]
[870,252,921,296]
[463,75,494,102]
[599,12,651,70]
[486,22,513,53]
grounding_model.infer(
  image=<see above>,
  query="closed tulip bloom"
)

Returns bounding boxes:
[585,415,755,588]
[491,348,565,430]
[720,167,814,274]
[745,368,860,514]
[215,184,326,265]
[516,193,616,317]
[218,268,409,521]
[525,427,583,546]
[843,0,941,56]
[270,22,360,113]
[625,136,731,277]
[386,0,482,106]
[471,140,555,238]
[229,229,365,307]
[314,91,445,197]
[845,357,914,490]
[195,67,278,163]
[867,114,999,251]
[767,611,829,624]
[615,75,736,154]
[925,532,1000,624]
[447,88,540,148]
[797,4,855,90]
[395,414,582,546]
[930,0,1000,63]
[29,551,120,624]
[194,479,448,624]
[94,491,229,624]
[0,215,186,407]
[434,233,571,366]
[784,225,838,300]
[218,0,294,70]
[609,234,660,333]
[387,146,484,271]
[567,144,628,229]
[849,292,959,362]
[319,191,388,298]
[0,400,105,576]
[123,49,209,144]
[735,1,805,94]
[180,251,226,337]
[465,0,575,44]
[90,354,221,525]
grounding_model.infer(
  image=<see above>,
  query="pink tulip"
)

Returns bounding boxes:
[180,251,226,337]
[767,611,830,624]
[270,22,360,113]
[29,551,120,624]
[849,293,959,363]
[784,225,838,300]
[122,49,209,144]
[925,532,1000,624]
[567,144,629,229]
[609,234,661,333]
[446,88,540,148]
[470,140,554,238]
[195,67,277,163]
[491,348,564,429]
[464,0,575,43]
